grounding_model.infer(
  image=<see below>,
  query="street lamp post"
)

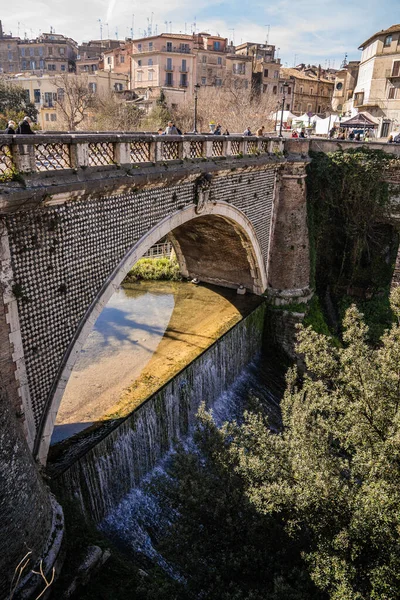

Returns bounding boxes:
[279,81,289,138]
[193,83,200,133]
[274,103,279,133]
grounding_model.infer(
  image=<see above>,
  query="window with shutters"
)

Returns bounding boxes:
[392,61,400,77]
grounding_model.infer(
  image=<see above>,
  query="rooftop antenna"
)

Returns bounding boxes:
[98,18,103,40]
[229,28,235,45]
[155,24,158,35]
[277,47,280,58]
[265,24,270,45]
[169,21,172,33]
[131,14,134,38]
[185,22,187,34]
[293,53,298,67]
[192,17,197,34]
[115,27,118,39]
[17,21,20,36]
[164,21,168,33]
[150,12,154,36]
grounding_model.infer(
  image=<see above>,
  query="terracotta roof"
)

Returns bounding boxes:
[131,33,193,43]
[280,67,333,84]
[359,24,400,49]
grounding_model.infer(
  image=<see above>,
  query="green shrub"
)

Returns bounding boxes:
[124,257,181,283]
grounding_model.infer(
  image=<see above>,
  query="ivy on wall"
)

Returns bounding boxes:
[306,147,400,340]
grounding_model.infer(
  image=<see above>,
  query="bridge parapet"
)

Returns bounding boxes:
[0,133,285,179]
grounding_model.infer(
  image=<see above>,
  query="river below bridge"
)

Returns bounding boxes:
[52,281,262,445]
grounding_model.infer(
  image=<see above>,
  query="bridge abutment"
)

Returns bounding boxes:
[0,380,64,599]
[266,160,312,305]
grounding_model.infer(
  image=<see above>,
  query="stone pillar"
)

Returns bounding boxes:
[70,140,89,169]
[115,141,130,166]
[11,142,36,174]
[266,161,312,305]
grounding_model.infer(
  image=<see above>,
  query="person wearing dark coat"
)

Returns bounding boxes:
[16,116,35,134]
[4,120,16,134]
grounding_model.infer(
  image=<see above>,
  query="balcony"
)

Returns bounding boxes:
[164,80,174,87]
[179,66,189,72]
[179,82,188,88]
[161,45,192,54]
[164,65,175,71]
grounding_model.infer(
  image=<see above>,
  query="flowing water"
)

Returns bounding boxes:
[51,280,286,574]
[100,354,285,572]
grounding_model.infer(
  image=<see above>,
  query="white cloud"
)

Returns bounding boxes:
[3,0,385,65]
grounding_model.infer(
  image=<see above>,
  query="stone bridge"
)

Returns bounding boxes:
[0,133,314,464]
[1,134,400,464]
[1,133,400,597]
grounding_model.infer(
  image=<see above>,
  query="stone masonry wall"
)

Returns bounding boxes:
[4,164,276,446]
[0,382,54,599]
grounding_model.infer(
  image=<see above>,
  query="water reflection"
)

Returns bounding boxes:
[52,285,176,444]
[51,281,261,446]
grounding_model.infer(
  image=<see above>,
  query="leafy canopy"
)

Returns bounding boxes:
[0,80,38,128]
[232,286,400,600]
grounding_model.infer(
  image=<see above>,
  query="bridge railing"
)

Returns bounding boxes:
[0,133,286,178]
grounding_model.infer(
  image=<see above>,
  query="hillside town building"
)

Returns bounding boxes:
[0,21,77,74]
[5,71,128,128]
[280,65,334,115]
[351,24,400,137]
[331,60,360,114]
[235,42,282,96]
[76,39,121,74]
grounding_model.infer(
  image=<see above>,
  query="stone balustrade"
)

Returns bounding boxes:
[0,133,286,178]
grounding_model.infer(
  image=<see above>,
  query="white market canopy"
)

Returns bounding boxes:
[272,110,297,122]
[315,114,342,135]
[293,112,321,124]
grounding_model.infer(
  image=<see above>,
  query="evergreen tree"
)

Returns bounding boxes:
[232,287,400,600]
[0,81,38,128]
[137,407,323,600]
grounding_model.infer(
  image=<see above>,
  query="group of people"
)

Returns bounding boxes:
[156,121,271,137]
[3,116,35,135]
[328,127,370,142]
[291,130,306,139]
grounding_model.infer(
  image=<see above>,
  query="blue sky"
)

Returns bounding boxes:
[4,0,400,67]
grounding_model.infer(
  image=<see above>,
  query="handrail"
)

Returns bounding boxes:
[0,133,285,177]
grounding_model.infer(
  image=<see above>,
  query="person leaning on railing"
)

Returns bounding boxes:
[16,116,35,135]
[4,120,16,134]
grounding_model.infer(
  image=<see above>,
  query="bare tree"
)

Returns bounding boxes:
[171,84,278,134]
[52,73,96,131]
[90,91,142,131]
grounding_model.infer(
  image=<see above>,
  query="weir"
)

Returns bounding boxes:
[52,302,266,523]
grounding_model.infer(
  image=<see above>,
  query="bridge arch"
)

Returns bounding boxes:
[36,201,267,463]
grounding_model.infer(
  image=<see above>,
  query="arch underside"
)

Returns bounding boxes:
[36,201,267,463]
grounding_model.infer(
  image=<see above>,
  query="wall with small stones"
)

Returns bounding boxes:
[2,163,277,453]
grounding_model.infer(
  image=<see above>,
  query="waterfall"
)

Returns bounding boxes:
[54,304,266,522]
[100,353,285,571]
